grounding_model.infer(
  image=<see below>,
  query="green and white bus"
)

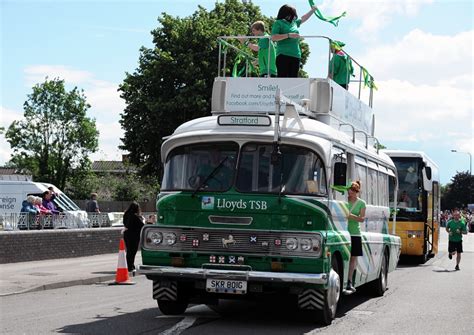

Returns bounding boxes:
[140,36,401,324]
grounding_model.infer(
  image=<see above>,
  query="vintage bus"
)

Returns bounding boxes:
[139,36,401,325]
[383,150,440,263]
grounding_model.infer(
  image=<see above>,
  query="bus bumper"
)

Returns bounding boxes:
[139,265,328,285]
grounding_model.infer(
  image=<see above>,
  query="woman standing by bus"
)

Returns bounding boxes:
[345,180,366,293]
[123,201,144,276]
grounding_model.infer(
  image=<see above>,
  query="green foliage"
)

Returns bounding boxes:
[65,172,160,202]
[441,171,474,210]
[119,0,309,176]
[5,78,99,189]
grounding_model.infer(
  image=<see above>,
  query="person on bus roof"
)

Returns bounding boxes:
[271,4,318,77]
[328,40,354,90]
[345,180,366,293]
[240,21,277,77]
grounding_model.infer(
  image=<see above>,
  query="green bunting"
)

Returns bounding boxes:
[309,0,346,27]
[361,67,377,90]
[219,39,257,77]
[330,182,353,195]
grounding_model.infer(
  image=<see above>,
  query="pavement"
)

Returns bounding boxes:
[0,253,142,297]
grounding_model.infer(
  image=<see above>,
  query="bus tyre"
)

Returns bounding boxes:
[372,251,389,297]
[320,258,341,325]
[157,300,189,315]
[419,242,429,263]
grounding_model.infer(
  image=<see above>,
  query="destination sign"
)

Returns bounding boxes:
[218,115,271,127]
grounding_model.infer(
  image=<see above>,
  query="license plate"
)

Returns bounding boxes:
[206,279,247,294]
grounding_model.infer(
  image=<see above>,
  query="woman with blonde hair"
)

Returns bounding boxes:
[345,180,366,293]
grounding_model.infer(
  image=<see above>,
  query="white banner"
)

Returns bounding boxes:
[224,78,311,112]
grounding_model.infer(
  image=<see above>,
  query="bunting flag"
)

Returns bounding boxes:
[219,39,258,77]
[331,182,353,195]
[361,67,378,90]
[309,0,346,27]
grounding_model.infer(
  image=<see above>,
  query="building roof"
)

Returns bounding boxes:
[91,161,137,173]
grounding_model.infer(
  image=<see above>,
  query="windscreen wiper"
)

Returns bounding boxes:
[191,156,229,197]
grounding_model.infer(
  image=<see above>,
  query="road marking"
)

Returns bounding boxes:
[158,305,220,334]
[159,316,197,335]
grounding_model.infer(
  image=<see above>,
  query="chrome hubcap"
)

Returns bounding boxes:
[327,269,340,317]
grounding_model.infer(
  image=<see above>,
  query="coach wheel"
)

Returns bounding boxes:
[157,300,189,315]
[320,257,341,325]
[371,251,389,297]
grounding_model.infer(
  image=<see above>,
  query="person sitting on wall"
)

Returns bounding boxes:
[20,195,40,229]
[42,191,60,215]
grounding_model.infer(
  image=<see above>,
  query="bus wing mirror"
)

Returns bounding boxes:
[422,166,432,191]
[334,162,347,186]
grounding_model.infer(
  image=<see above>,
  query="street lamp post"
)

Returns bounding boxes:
[451,149,472,205]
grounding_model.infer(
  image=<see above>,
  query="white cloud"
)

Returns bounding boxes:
[360,29,473,84]
[24,65,94,87]
[322,0,433,39]
[374,79,472,151]
[84,80,126,120]
[0,66,127,165]
[0,107,24,164]
[91,121,126,162]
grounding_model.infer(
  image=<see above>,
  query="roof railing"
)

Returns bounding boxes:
[217,35,376,107]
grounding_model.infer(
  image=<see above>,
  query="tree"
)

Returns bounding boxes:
[441,171,474,210]
[119,0,310,176]
[5,78,99,189]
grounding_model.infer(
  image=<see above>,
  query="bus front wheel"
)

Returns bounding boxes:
[371,251,389,296]
[319,257,341,325]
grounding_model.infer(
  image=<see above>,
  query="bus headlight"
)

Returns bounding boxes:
[164,232,177,245]
[285,238,298,250]
[149,232,163,245]
[300,238,312,251]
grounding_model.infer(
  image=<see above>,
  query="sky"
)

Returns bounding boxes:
[1,0,472,185]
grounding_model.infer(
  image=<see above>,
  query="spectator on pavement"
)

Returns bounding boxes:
[446,209,468,270]
[86,193,100,213]
[123,201,145,276]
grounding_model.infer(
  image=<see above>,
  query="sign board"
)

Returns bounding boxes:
[218,115,271,126]
[224,78,311,113]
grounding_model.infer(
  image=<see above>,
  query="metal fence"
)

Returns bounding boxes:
[0,212,157,231]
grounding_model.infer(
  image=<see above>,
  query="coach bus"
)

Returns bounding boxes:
[139,36,401,325]
[383,150,440,263]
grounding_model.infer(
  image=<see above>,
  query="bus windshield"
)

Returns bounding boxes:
[236,143,327,195]
[390,157,424,221]
[162,142,327,196]
[162,142,239,192]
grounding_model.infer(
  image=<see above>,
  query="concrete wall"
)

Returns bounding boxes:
[0,228,123,264]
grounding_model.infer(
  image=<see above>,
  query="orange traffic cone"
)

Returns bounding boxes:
[111,238,135,285]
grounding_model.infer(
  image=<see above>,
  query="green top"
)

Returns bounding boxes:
[257,33,277,76]
[271,18,302,59]
[447,219,467,242]
[345,198,366,236]
[330,52,354,85]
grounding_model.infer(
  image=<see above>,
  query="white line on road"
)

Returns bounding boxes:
[159,316,197,335]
